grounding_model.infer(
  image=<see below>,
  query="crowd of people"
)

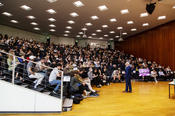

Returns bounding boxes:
[0,33,174,99]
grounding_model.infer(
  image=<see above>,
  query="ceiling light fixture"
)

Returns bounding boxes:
[127,21,134,24]
[157,16,166,20]
[65,31,70,33]
[140,12,148,17]
[82,28,87,31]
[70,12,79,17]
[76,35,80,37]
[122,32,127,35]
[98,5,108,11]
[142,23,149,26]
[20,5,32,11]
[117,27,123,30]
[85,23,92,26]
[79,32,83,34]
[110,18,117,22]
[47,0,57,3]
[96,30,102,32]
[30,22,38,26]
[46,9,56,14]
[115,36,119,38]
[99,37,103,39]
[92,33,96,36]
[102,25,108,28]
[88,36,92,39]
[34,27,40,30]
[49,24,56,27]
[48,18,56,22]
[64,34,68,36]
[110,31,115,34]
[131,28,137,31]
[10,20,18,23]
[66,26,72,29]
[91,16,99,20]
[104,35,109,37]
[120,9,129,14]
[173,5,175,9]
[27,15,35,19]
[2,12,12,16]
[110,38,114,40]
[68,20,75,24]
[50,29,56,32]
[73,1,84,7]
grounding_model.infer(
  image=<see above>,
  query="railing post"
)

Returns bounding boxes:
[12,55,16,84]
[60,71,63,111]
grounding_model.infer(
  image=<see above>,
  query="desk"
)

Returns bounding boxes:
[169,82,175,98]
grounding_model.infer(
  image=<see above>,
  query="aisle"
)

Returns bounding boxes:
[3,82,175,116]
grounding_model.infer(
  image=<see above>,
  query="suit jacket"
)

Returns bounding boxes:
[125,66,131,79]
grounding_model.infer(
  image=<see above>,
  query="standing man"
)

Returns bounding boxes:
[123,62,132,93]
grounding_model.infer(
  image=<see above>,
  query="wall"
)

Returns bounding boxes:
[0,80,62,112]
[115,21,175,70]
[0,24,75,45]
[78,39,114,49]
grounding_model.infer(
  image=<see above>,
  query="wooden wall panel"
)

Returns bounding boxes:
[115,21,175,70]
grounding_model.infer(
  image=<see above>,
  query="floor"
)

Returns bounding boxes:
[2,81,175,116]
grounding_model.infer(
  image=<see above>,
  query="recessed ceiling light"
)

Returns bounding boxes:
[48,18,56,22]
[110,38,114,40]
[64,34,69,36]
[68,20,75,24]
[30,22,38,26]
[122,32,127,35]
[173,5,175,9]
[157,16,166,20]
[46,9,56,14]
[142,23,149,26]
[2,12,12,16]
[20,5,32,11]
[140,12,148,17]
[98,5,108,11]
[96,30,102,32]
[92,33,96,36]
[117,27,123,30]
[34,27,40,30]
[131,28,137,31]
[50,29,56,32]
[10,20,18,23]
[104,35,108,37]
[70,12,79,17]
[73,1,84,7]
[115,36,119,38]
[102,25,108,28]
[27,15,35,19]
[85,23,92,26]
[49,24,56,27]
[120,9,129,14]
[47,0,57,3]
[66,26,72,29]
[65,30,70,33]
[88,36,92,39]
[110,18,117,22]
[76,35,80,37]
[127,21,134,24]
[0,2,4,6]
[79,32,83,34]
[99,37,103,39]
[110,31,115,34]
[82,28,87,31]
[91,16,99,20]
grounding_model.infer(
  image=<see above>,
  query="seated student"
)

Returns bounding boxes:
[70,71,90,97]
[158,69,166,81]
[151,69,158,83]
[49,63,62,94]
[27,55,44,89]
[92,68,103,88]
[80,68,98,96]
[101,66,111,85]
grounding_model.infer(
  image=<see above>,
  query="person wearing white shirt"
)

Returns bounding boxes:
[49,64,62,94]
[151,69,158,83]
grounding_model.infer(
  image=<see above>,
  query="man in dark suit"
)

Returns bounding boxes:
[123,62,132,93]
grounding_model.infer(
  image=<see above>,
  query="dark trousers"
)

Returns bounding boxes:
[125,77,132,92]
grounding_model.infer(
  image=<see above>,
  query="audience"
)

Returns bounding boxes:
[0,33,175,99]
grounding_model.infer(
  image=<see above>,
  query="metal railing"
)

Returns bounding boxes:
[0,50,63,101]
